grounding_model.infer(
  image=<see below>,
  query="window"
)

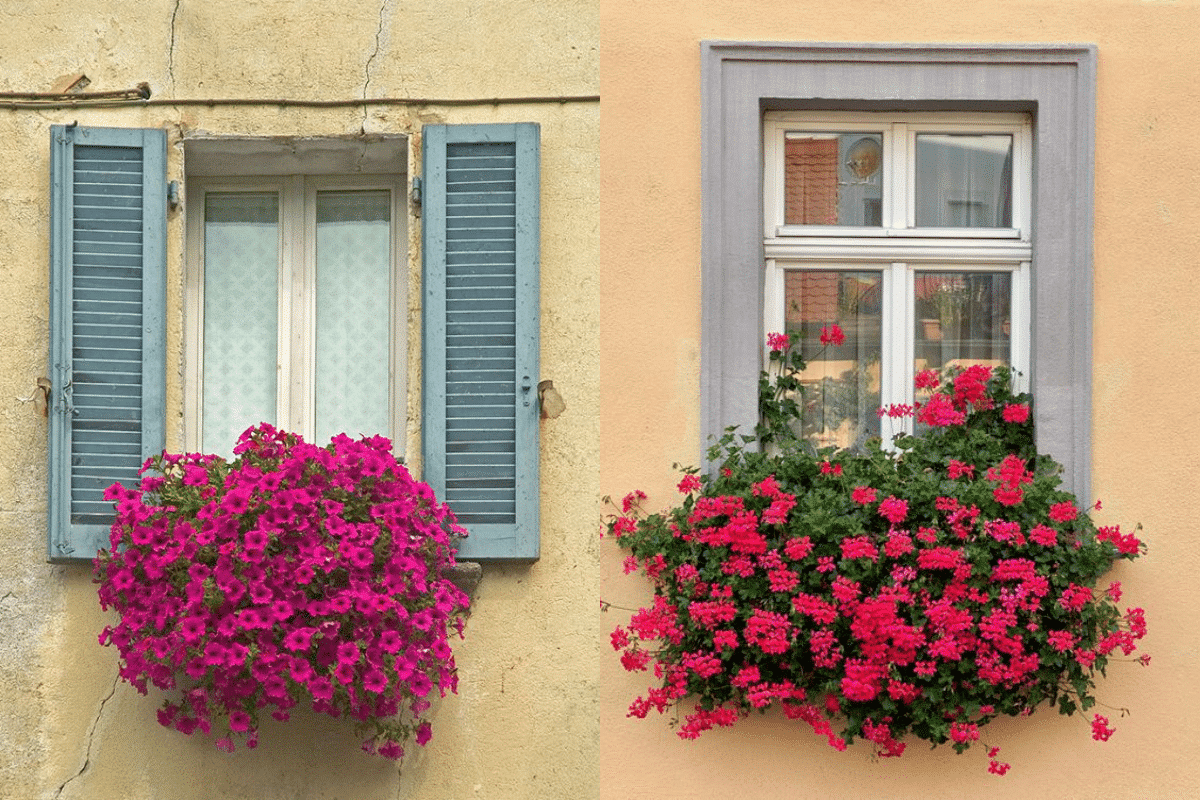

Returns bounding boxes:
[762,112,1032,448]
[185,169,406,455]
[49,124,541,563]
[700,42,1096,497]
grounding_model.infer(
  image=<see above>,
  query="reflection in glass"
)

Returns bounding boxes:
[784,133,883,226]
[914,271,1011,389]
[915,134,1013,228]
[202,193,279,455]
[315,190,392,444]
[783,270,883,449]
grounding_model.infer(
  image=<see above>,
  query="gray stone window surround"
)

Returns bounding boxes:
[700,41,1096,499]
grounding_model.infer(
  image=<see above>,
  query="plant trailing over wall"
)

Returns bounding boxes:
[95,424,469,760]
[604,330,1147,773]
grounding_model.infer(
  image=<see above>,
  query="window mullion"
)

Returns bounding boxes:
[1011,260,1032,394]
[879,262,912,441]
[280,175,307,438]
[1014,124,1032,240]
[763,258,785,345]
[184,186,206,453]
[763,121,784,236]
[390,182,407,455]
[887,123,909,230]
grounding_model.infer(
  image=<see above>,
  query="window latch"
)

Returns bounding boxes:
[520,375,534,407]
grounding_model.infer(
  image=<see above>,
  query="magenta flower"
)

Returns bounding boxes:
[877,496,908,524]
[819,324,846,346]
[1091,714,1115,741]
[95,425,469,760]
[1002,403,1030,423]
[1049,502,1078,523]
[363,668,389,693]
[767,332,790,351]
[851,486,877,505]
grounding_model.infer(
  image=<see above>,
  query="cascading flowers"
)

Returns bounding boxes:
[604,330,1147,774]
[95,424,470,760]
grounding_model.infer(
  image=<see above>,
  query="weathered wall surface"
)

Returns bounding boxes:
[0,2,598,798]
[600,1,1197,797]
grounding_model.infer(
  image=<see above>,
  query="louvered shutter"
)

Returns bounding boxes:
[422,123,540,561]
[48,126,166,563]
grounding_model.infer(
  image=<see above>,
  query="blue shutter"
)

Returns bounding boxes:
[48,126,167,563]
[422,123,540,561]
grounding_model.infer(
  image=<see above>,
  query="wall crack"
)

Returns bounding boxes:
[361,0,391,130]
[167,0,182,94]
[53,672,118,799]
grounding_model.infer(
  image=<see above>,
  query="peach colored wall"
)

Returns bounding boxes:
[600,1,1198,797]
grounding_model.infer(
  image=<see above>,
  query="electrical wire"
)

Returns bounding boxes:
[0,82,599,110]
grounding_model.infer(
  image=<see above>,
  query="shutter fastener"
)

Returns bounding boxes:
[538,380,565,419]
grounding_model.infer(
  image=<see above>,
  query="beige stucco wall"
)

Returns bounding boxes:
[600,1,1197,798]
[0,2,598,799]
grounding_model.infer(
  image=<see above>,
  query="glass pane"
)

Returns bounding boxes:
[315,190,392,444]
[914,272,1012,381]
[202,193,279,455]
[784,132,882,226]
[915,134,1013,228]
[783,271,883,449]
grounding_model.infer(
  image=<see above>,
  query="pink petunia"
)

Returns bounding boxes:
[182,464,210,486]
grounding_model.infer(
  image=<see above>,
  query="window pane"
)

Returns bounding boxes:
[202,193,279,454]
[784,133,882,226]
[914,272,1011,376]
[915,134,1013,228]
[784,270,883,449]
[315,190,392,444]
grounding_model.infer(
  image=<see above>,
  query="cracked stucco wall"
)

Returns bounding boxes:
[0,2,598,798]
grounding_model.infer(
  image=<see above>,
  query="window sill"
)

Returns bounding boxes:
[445,562,483,599]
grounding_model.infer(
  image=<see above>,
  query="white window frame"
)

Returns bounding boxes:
[700,42,1096,498]
[184,171,408,454]
[762,111,1033,441]
[763,112,1032,240]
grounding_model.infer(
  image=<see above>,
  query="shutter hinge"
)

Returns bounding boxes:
[410,176,422,207]
[167,180,181,210]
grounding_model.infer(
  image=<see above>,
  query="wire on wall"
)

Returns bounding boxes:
[0,82,599,110]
